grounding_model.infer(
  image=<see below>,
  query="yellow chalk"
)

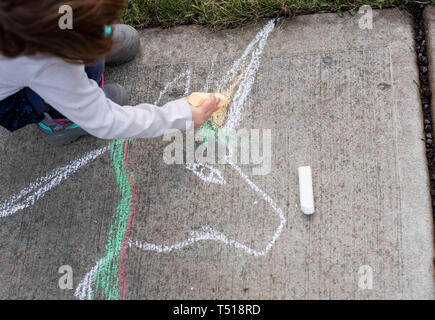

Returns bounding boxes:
[187,92,229,110]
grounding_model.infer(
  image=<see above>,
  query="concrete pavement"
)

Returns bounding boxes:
[0,8,434,299]
[426,5,435,122]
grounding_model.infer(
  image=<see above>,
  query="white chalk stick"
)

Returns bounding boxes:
[298,166,315,215]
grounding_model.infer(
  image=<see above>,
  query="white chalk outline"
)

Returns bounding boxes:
[0,147,108,218]
[218,20,275,90]
[203,53,218,92]
[154,69,192,105]
[0,66,195,220]
[185,19,275,185]
[223,19,275,132]
[131,157,286,257]
[0,18,281,299]
[185,162,227,185]
[74,258,102,300]
[129,19,285,256]
[0,19,280,298]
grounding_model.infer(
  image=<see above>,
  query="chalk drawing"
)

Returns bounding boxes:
[131,225,264,255]
[187,20,275,184]
[80,66,196,300]
[154,69,192,105]
[184,69,192,96]
[203,53,218,92]
[117,140,137,300]
[218,20,276,90]
[0,18,281,301]
[131,158,285,256]
[74,258,102,300]
[185,162,227,185]
[129,138,285,257]
[75,139,137,300]
[74,19,283,299]
[0,147,108,218]
[128,19,285,255]
[0,17,285,301]
[223,20,275,132]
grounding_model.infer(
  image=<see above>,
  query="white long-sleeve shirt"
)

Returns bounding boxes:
[0,54,192,139]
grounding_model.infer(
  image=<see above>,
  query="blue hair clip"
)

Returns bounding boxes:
[104,25,112,37]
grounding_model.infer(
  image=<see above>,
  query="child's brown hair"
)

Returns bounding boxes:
[0,0,128,64]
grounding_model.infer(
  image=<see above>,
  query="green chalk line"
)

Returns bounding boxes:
[88,118,235,300]
[199,119,241,147]
[91,139,132,300]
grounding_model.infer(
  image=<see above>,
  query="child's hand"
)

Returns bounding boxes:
[188,93,221,128]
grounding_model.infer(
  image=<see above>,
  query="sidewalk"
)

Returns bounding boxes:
[0,8,433,299]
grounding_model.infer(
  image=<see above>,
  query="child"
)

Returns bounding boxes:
[0,0,220,145]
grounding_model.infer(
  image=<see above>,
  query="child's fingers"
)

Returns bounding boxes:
[201,94,219,114]
[208,98,220,115]
[206,93,217,106]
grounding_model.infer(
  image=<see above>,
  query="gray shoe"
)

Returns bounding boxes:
[106,24,140,66]
[38,113,89,145]
[104,83,130,105]
[38,84,129,145]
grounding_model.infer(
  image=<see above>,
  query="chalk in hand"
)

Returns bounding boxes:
[298,166,315,215]
[187,92,229,109]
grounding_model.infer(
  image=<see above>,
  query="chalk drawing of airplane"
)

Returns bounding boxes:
[0,19,286,300]
[76,19,287,300]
